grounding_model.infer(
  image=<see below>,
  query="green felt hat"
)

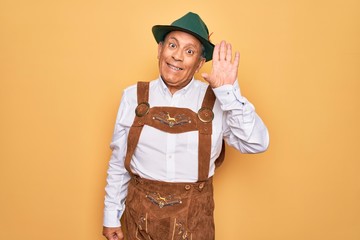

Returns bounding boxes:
[152,12,214,62]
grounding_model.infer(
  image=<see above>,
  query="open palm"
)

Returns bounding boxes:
[202,40,240,88]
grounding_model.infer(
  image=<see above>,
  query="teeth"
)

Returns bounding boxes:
[168,64,182,71]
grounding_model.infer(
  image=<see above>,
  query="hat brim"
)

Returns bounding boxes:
[152,25,214,62]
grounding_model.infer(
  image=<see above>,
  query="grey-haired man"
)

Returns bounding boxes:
[103,12,269,240]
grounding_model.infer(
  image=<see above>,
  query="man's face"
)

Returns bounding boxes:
[158,31,205,94]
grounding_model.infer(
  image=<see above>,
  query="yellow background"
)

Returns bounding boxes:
[1,0,359,239]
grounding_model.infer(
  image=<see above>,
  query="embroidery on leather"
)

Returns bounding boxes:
[172,219,192,240]
[137,213,147,232]
[152,111,191,127]
[146,192,182,208]
[136,213,152,239]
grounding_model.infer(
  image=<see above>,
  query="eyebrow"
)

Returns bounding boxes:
[167,36,198,49]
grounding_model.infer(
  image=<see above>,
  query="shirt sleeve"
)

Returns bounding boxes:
[213,80,269,153]
[103,92,132,227]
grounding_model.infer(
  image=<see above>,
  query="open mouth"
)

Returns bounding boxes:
[167,63,183,71]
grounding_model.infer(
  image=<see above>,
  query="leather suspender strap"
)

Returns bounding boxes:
[197,86,216,181]
[137,81,149,104]
[124,82,149,175]
[198,86,226,171]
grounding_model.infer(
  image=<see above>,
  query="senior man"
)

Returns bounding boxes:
[103,12,269,240]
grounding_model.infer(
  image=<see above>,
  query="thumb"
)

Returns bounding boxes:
[201,72,209,81]
[201,72,215,87]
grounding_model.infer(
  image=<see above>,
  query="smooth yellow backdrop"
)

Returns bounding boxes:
[1,0,359,239]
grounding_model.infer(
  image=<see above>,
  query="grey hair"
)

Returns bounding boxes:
[200,44,206,59]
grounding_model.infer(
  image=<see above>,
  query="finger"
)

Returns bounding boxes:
[103,233,114,240]
[213,43,220,61]
[111,233,119,240]
[226,43,232,62]
[102,228,111,240]
[116,229,124,240]
[219,41,226,61]
[106,232,116,240]
[102,227,122,240]
[233,51,240,67]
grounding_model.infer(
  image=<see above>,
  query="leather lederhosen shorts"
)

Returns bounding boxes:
[124,176,215,240]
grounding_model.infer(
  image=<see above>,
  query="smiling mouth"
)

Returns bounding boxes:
[167,63,183,71]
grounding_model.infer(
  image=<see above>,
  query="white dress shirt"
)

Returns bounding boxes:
[103,77,269,227]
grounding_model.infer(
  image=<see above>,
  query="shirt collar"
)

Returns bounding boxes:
[158,75,195,96]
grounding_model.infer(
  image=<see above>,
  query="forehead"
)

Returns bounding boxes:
[165,31,202,48]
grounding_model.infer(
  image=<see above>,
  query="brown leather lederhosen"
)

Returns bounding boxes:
[124,82,225,240]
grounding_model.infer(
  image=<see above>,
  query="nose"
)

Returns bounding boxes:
[172,49,183,61]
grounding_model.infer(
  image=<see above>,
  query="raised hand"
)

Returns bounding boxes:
[201,40,240,88]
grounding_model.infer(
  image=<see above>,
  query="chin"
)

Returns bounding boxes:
[162,75,181,84]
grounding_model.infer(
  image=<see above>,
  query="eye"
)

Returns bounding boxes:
[186,49,195,55]
[169,43,176,48]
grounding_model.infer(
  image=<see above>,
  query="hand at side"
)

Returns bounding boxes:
[102,226,124,240]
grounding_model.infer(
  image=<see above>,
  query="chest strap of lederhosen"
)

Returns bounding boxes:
[124,81,225,182]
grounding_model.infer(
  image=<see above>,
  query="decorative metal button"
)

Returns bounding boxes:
[197,107,214,123]
[135,102,150,117]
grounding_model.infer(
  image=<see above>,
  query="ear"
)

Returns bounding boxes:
[195,57,206,72]
[157,42,163,59]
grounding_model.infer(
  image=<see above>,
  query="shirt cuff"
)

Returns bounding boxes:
[103,210,122,227]
[212,81,246,109]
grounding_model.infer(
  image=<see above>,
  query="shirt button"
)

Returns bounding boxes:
[185,185,191,190]
[199,183,205,189]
